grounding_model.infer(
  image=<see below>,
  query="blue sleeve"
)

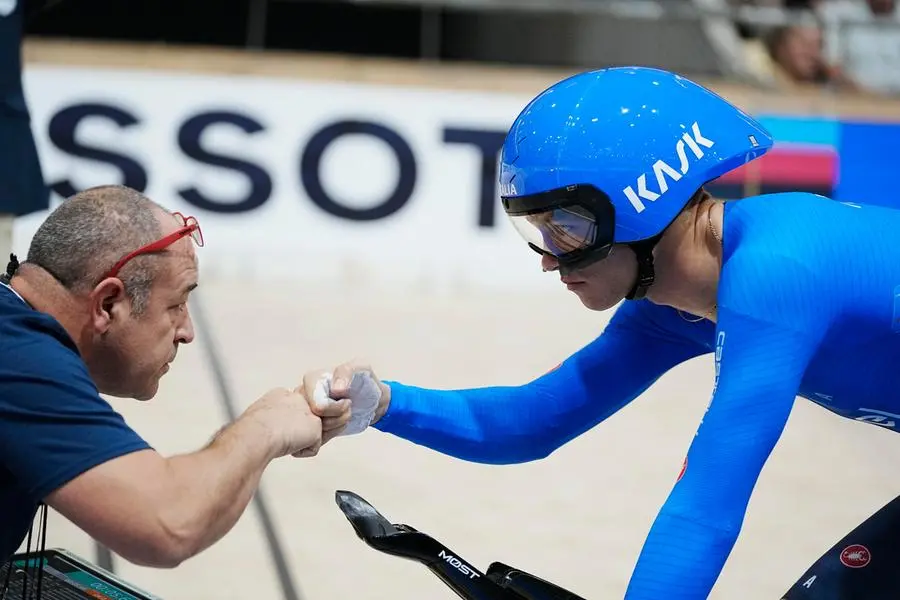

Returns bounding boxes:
[0,313,152,502]
[374,300,711,464]
[623,253,829,600]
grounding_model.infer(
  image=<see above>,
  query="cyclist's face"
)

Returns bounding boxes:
[541,244,637,311]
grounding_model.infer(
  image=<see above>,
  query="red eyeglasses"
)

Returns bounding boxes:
[102,212,204,281]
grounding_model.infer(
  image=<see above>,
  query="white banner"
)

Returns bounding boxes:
[17,65,561,293]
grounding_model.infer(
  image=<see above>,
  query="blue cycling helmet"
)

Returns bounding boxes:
[499,66,773,299]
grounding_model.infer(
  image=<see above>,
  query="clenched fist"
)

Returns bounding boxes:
[242,387,323,458]
[300,361,391,454]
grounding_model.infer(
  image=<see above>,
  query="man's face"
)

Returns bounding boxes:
[88,213,199,400]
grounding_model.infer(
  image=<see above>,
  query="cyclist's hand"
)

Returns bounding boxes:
[329,361,391,428]
[302,361,390,444]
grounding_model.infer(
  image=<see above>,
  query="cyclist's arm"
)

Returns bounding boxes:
[374,300,712,464]
[0,324,278,569]
[623,259,826,600]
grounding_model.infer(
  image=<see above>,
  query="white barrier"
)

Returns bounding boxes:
[17,63,560,294]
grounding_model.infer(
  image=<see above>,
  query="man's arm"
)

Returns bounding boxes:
[373,300,713,464]
[0,321,317,569]
[45,413,278,568]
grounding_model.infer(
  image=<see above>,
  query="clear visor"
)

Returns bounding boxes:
[508,205,598,257]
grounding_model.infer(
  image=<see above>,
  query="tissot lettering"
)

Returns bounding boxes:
[47,103,148,198]
[177,111,272,213]
[44,101,508,228]
[443,128,507,228]
[300,119,417,221]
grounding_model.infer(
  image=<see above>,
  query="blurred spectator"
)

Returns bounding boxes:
[817,0,900,94]
[763,21,859,89]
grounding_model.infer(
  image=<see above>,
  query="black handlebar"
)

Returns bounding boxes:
[335,490,588,600]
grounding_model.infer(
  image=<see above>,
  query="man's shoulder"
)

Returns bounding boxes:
[0,284,81,363]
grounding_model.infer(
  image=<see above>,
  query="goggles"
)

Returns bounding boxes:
[501,184,616,272]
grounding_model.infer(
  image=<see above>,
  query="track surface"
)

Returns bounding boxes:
[22,278,900,600]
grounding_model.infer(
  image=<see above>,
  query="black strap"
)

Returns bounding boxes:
[0,253,19,285]
[625,238,660,301]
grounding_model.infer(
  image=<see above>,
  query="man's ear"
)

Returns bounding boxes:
[89,278,129,334]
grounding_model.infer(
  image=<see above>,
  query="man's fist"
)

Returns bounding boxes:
[243,387,323,459]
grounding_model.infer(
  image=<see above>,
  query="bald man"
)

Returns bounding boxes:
[0,185,326,569]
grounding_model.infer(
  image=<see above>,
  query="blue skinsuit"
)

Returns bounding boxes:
[373,192,900,599]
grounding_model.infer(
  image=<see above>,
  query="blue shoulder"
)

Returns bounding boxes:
[719,193,836,329]
[609,299,716,353]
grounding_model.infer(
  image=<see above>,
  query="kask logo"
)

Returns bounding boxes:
[623,122,715,214]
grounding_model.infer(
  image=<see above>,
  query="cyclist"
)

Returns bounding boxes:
[302,66,900,599]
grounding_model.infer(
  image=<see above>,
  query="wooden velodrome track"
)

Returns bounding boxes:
[15,38,900,599]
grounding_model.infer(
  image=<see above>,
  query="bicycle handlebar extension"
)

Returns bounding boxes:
[335,490,588,600]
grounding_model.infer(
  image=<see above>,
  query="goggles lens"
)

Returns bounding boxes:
[508,205,598,257]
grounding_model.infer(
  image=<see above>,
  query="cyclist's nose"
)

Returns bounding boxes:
[541,254,559,272]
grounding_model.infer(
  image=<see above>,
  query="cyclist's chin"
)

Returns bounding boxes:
[569,284,624,312]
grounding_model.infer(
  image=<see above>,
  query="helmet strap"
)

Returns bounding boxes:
[625,236,662,300]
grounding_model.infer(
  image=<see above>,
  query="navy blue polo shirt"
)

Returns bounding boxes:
[0,283,150,562]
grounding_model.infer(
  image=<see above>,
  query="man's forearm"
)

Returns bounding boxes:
[158,414,278,560]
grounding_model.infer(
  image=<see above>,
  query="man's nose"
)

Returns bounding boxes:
[177,308,196,345]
